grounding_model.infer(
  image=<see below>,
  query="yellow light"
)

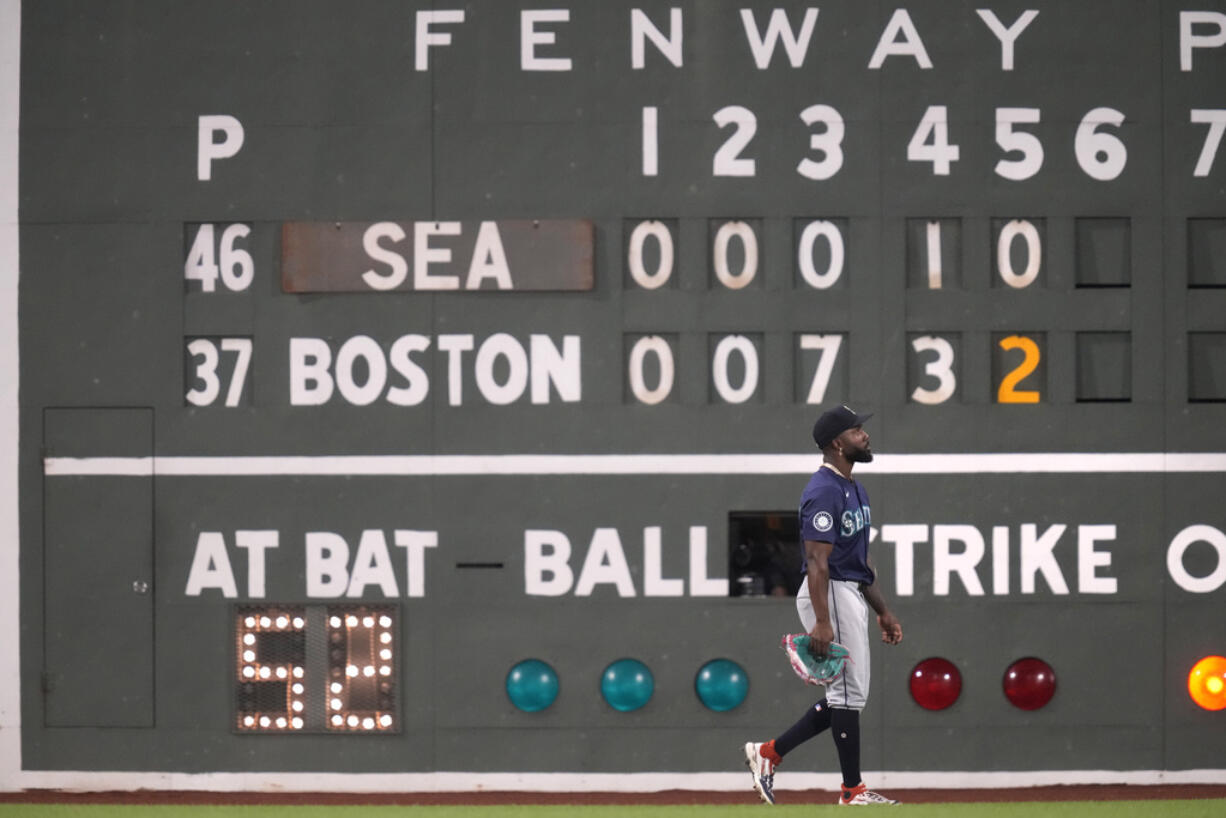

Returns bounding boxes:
[1188,655,1226,711]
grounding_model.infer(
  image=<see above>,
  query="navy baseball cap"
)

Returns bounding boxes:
[812,405,872,448]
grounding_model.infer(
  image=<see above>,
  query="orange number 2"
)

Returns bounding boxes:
[997,335,1040,404]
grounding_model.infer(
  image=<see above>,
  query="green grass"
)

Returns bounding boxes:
[1,803,1225,818]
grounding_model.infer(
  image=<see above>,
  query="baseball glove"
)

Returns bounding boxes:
[782,633,850,686]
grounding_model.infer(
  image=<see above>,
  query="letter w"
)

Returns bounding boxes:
[740,8,818,68]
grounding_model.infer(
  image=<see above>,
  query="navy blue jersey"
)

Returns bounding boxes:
[798,464,874,585]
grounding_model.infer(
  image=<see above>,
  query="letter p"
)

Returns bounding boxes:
[1181,11,1226,71]
[198,114,245,180]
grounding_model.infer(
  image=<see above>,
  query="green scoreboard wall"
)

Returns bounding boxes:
[16,0,1226,779]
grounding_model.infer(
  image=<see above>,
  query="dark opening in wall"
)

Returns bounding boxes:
[728,511,802,598]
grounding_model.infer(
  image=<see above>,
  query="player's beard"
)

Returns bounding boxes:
[846,443,873,463]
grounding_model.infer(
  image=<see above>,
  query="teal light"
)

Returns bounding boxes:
[505,659,559,712]
[600,658,654,712]
[695,658,749,711]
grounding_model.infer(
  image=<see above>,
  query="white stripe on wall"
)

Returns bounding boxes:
[41,452,1226,477]
[5,768,1226,792]
[0,0,19,790]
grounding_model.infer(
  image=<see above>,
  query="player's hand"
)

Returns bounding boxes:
[809,621,835,658]
[878,612,903,645]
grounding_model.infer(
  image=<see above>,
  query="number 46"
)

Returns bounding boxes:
[185,224,255,292]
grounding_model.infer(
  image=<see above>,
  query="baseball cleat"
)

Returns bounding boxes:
[743,741,777,804]
[838,782,899,805]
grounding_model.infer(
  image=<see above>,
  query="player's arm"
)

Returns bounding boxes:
[861,562,903,645]
[803,539,836,656]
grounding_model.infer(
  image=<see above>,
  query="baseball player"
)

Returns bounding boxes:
[744,405,903,806]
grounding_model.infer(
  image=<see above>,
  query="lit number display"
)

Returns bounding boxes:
[327,607,398,733]
[235,606,307,732]
[235,604,398,734]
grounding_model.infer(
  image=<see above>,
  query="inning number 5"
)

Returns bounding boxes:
[186,338,252,407]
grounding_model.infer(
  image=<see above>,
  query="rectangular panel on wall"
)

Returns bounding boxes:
[42,408,154,727]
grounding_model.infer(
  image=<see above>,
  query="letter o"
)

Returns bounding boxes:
[475,333,529,405]
[627,336,675,405]
[1167,524,1226,593]
[712,221,758,289]
[627,221,674,289]
[712,335,759,404]
[335,336,388,406]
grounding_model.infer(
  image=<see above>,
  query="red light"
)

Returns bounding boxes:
[1187,655,1226,712]
[1003,657,1056,710]
[909,657,962,710]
